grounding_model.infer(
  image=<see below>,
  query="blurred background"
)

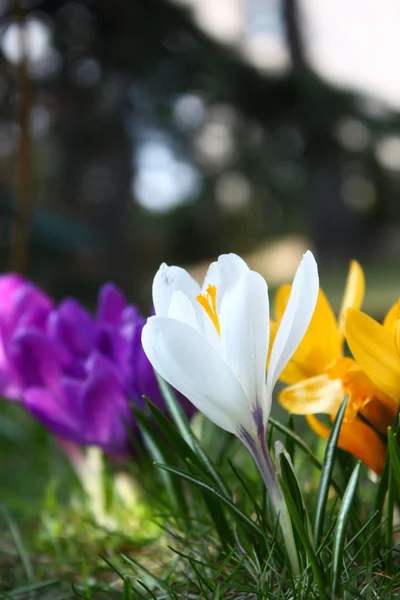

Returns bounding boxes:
[1,0,400,315]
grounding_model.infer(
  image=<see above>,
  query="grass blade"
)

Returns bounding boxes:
[331,461,361,598]
[374,411,400,550]
[155,372,193,448]
[141,399,234,548]
[121,553,178,599]
[156,463,263,538]
[269,417,343,496]
[279,475,328,600]
[155,374,231,498]
[1,507,34,583]
[314,396,348,546]
[277,446,312,568]
[133,409,189,518]
[386,426,400,572]
[387,426,400,489]
[285,414,295,463]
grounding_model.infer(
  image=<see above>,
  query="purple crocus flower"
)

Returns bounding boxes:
[0,276,193,455]
[0,274,54,401]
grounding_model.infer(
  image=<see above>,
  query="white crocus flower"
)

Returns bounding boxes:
[142,251,319,573]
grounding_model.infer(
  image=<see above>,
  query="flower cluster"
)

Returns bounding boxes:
[3,252,399,572]
[0,274,193,455]
[272,261,398,475]
[2,254,398,478]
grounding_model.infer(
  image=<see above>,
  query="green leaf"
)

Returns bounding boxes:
[142,399,234,548]
[227,458,264,524]
[136,580,158,600]
[156,462,264,538]
[0,579,59,597]
[331,461,361,598]
[1,506,34,582]
[143,398,199,466]
[386,426,400,571]
[197,486,235,550]
[269,417,343,496]
[387,426,400,489]
[123,576,133,600]
[155,371,194,448]
[100,555,125,581]
[279,475,328,600]
[314,396,348,546]
[374,411,400,559]
[154,374,231,498]
[133,408,189,518]
[285,414,295,463]
[121,553,179,599]
[374,450,390,524]
[277,447,312,568]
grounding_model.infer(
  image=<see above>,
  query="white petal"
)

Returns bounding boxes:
[219,271,270,420]
[168,290,200,332]
[142,316,252,434]
[266,251,319,398]
[152,263,201,317]
[203,254,249,310]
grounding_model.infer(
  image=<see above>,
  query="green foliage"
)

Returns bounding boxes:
[2,388,400,598]
[330,462,361,598]
[100,386,400,599]
[313,397,347,546]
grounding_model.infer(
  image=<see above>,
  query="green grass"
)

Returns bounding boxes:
[1,387,400,599]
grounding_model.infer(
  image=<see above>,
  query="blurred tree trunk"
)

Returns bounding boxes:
[283,0,368,261]
[10,0,34,274]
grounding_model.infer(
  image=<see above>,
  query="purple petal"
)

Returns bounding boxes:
[127,321,159,410]
[59,376,86,420]
[48,299,95,359]
[95,325,124,365]
[85,350,122,382]
[122,305,141,325]
[24,387,81,443]
[11,284,53,331]
[9,332,62,391]
[62,359,87,380]
[0,371,23,401]
[97,283,127,325]
[0,280,53,402]
[81,359,132,452]
[0,274,25,316]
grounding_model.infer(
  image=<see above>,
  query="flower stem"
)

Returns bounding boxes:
[245,433,300,575]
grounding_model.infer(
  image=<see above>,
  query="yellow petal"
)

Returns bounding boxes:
[279,374,343,415]
[306,414,331,440]
[274,286,341,383]
[326,356,355,380]
[338,260,365,336]
[268,319,315,383]
[328,359,397,426]
[383,298,400,334]
[396,321,400,357]
[343,361,397,415]
[306,414,386,475]
[268,319,278,359]
[274,284,291,323]
[345,308,400,404]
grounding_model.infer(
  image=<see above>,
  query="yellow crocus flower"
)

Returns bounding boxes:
[272,261,397,474]
[346,299,400,407]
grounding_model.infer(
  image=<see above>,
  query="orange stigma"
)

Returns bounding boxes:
[197,284,220,336]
